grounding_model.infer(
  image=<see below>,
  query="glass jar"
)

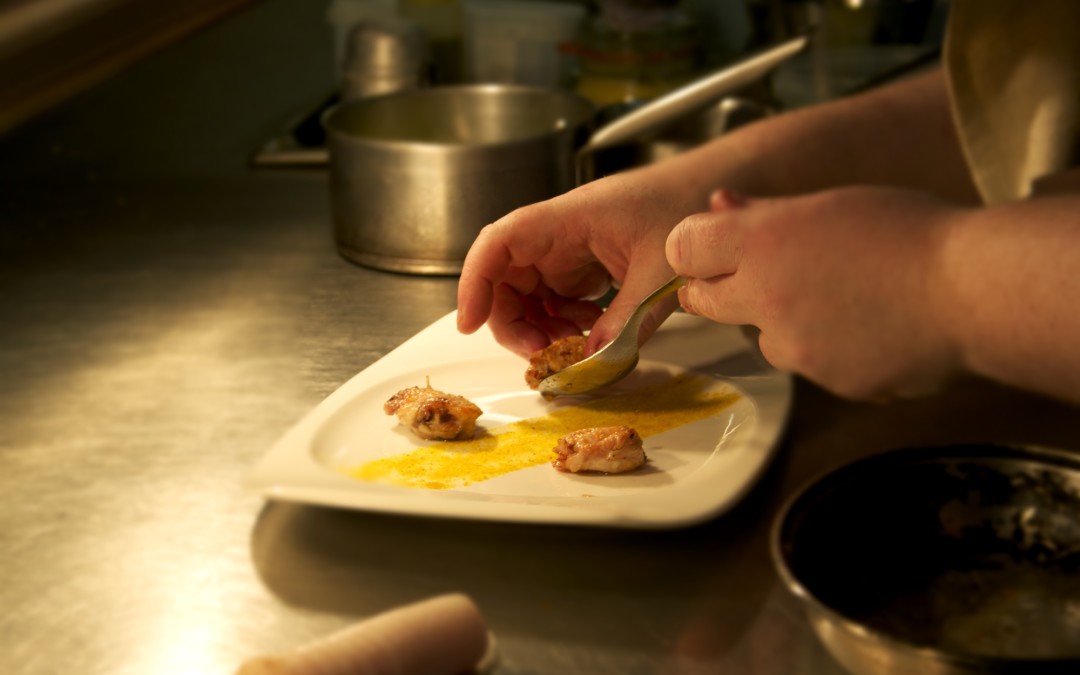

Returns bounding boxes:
[569,11,702,108]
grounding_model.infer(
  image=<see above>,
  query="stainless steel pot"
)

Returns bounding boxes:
[326,85,593,275]
[324,36,806,275]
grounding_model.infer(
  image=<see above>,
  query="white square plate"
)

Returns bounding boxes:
[248,312,792,529]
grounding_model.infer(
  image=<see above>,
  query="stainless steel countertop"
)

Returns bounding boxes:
[4,2,1080,674]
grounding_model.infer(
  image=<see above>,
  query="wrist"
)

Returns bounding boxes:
[928,206,981,379]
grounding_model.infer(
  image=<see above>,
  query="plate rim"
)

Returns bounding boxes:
[248,311,792,529]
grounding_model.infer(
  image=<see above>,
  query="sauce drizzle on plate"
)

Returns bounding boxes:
[349,372,740,490]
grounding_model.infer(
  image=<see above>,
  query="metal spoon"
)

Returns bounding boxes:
[538,275,687,398]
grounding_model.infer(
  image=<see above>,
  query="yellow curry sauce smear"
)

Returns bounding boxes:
[349,372,740,490]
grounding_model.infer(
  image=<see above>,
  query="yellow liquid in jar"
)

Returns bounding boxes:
[349,372,740,490]
[575,71,694,107]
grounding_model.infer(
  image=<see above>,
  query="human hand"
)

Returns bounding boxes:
[666,187,966,399]
[457,168,702,358]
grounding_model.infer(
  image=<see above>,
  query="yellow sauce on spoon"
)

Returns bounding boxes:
[349,372,740,490]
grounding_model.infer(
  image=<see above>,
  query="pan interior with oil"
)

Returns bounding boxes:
[775,444,1080,673]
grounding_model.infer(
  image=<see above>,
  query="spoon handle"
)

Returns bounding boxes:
[614,275,688,348]
[578,37,807,157]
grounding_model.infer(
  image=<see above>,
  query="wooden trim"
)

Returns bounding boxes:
[0,0,259,135]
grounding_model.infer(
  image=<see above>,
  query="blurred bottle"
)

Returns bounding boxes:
[400,0,464,83]
[341,15,430,101]
[327,0,400,77]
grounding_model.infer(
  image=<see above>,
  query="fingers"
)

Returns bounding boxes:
[457,177,701,354]
[586,265,677,354]
[665,189,746,280]
[543,294,604,332]
[457,198,609,336]
[675,276,757,328]
[665,188,758,326]
[484,283,604,358]
[457,206,562,334]
[457,206,607,356]
[458,228,511,335]
[487,284,562,357]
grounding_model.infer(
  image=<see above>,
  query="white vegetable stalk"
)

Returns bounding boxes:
[237,593,492,675]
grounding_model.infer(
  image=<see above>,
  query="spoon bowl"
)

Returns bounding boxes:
[538,275,687,397]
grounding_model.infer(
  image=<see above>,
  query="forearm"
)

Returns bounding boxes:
[634,67,979,209]
[937,192,1080,403]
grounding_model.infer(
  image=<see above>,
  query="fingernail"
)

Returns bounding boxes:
[709,189,747,211]
[584,332,607,357]
[677,286,697,315]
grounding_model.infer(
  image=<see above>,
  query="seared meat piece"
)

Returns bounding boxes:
[384,385,482,441]
[552,426,646,474]
[525,335,586,390]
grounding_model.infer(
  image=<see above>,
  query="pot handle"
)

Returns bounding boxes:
[575,35,808,162]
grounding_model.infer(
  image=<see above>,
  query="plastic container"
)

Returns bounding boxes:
[463,0,586,88]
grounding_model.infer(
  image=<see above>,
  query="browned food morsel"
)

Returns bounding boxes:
[552,425,646,474]
[383,385,482,440]
[525,335,586,390]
